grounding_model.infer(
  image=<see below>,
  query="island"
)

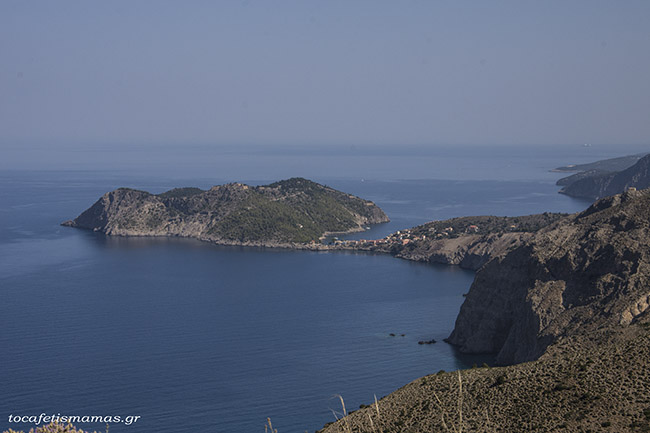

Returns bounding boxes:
[62,178,389,246]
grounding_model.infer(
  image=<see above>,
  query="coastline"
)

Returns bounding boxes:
[56,178,650,432]
[62,224,504,272]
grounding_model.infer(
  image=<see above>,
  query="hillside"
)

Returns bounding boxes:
[320,320,650,433]
[447,188,650,365]
[342,213,567,271]
[321,188,650,433]
[557,153,650,199]
[62,178,389,245]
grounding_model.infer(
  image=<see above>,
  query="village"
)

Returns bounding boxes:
[328,222,485,250]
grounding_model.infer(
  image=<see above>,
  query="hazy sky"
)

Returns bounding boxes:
[1,1,650,149]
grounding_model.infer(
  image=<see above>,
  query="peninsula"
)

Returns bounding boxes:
[62,178,389,245]
[334,213,566,271]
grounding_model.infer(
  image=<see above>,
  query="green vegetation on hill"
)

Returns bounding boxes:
[208,180,387,242]
[208,190,324,242]
[63,177,389,244]
[156,187,204,198]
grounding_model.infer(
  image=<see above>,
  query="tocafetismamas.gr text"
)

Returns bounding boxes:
[7,413,142,426]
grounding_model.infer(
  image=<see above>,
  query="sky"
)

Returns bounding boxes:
[1,1,650,153]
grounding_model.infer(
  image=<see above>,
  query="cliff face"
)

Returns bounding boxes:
[62,178,389,244]
[559,153,650,199]
[447,188,650,365]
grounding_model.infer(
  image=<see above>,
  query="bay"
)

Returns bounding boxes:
[0,148,596,433]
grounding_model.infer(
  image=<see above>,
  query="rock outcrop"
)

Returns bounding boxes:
[62,178,389,245]
[447,188,650,364]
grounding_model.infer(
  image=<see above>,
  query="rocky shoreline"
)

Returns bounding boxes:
[319,188,650,432]
[81,219,545,273]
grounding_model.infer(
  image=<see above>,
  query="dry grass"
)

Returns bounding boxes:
[432,371,465,433]
[264,418,278,433]
[317,321,650,433]
[264,370,469,433]
[331,395,353,433]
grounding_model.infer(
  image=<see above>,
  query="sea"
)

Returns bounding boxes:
[0,144,644,433]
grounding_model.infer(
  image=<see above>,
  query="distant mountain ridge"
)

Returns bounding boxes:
[551,152,647,173]
[558,153,650,200]
[62,178,389,245]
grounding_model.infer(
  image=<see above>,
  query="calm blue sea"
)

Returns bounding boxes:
[0,145,615,433]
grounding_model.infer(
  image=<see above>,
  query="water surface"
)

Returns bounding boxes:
[0,160,591,432]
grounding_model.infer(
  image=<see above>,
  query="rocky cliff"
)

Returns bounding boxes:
[320,188,650,433]
[447,188,650,365]
[559,153,650,199]
[62,178,389,245]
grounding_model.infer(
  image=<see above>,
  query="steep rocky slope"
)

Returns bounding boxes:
[62,178,389,245]
[321,189,650,433]
[447,188,650,365]
[559,153,650,199]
